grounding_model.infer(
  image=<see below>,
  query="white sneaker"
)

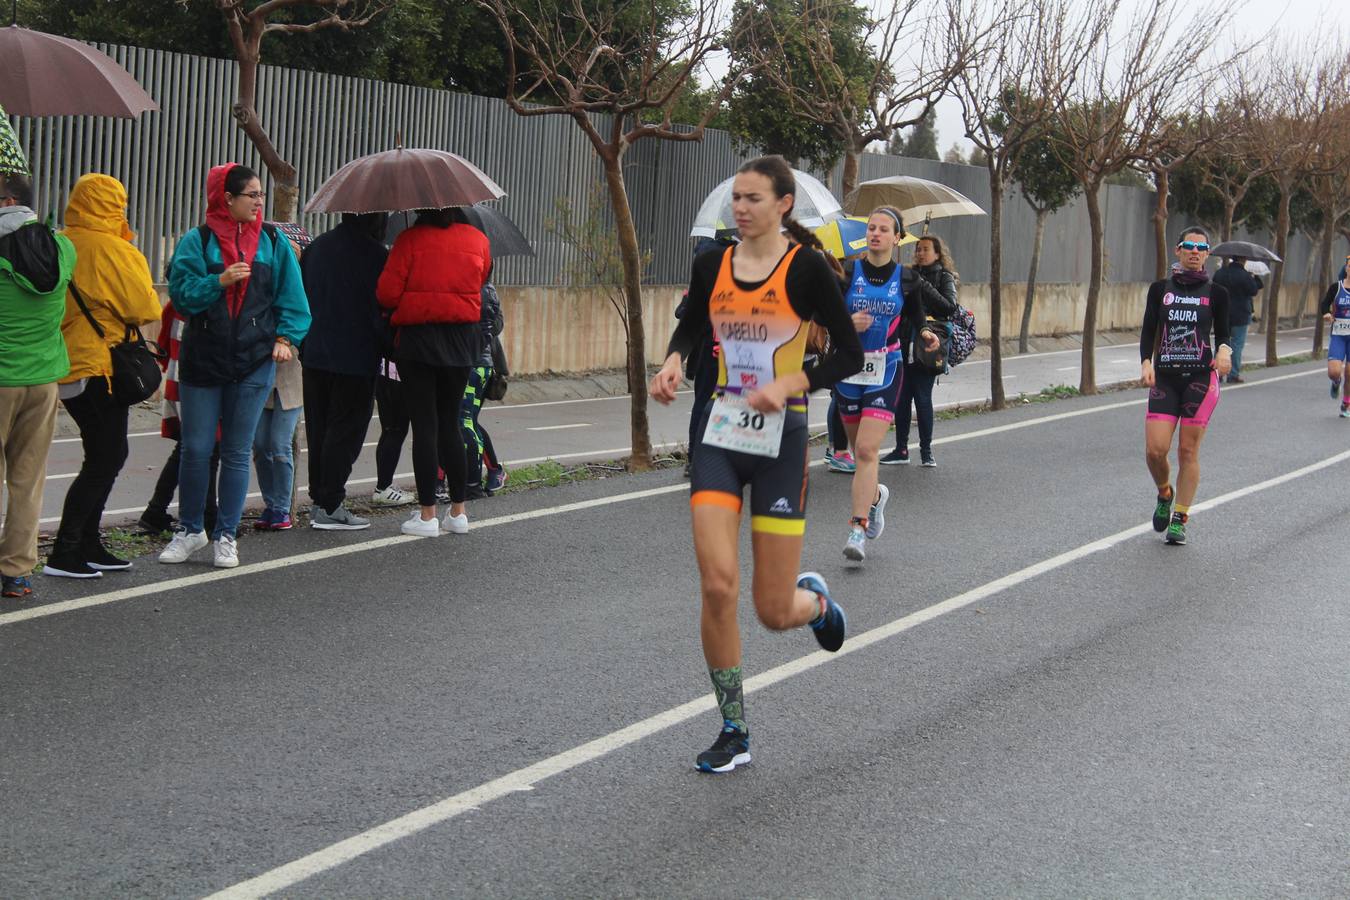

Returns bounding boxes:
[442,511,469,534]
[370,485,415,507]
[401,512,441,537]
[159,529,209,564]
[213,534,239,568]
[866,483,889,540]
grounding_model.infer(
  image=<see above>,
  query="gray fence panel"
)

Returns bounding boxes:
[7,42,1329,290]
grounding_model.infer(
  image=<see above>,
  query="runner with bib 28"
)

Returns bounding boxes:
[651,155,863,774]
[1318,253,1350,417]
[834,207,938,563]
[1140,226,1231,546]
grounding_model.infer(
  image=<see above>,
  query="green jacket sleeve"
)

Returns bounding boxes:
[167,230,225,315]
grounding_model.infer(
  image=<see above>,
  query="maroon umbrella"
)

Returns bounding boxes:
[305,148,506,215]
[0,25,157,118]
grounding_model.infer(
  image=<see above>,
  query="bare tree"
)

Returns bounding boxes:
[1245,44,1350,365]
[1143,110,1232,281]
[948,0,1106,408]
[477,0,737,470]
[747,0,975,197]
[192,0,392,222]
[1045,0,1230,394]
[1301,100,1350,355]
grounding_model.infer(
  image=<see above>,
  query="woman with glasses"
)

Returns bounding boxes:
[1139,226,1231,546]
[158,163,311,569]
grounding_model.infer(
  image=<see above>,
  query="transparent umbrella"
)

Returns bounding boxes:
[690,169,842,238]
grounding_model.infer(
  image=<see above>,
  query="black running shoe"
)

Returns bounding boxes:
[695,722,751,773]
[801,571,846,652]
[1165,513,1187,545]
[85,545,131,571]
[1152,490,1173,533]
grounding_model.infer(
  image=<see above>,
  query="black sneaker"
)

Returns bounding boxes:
[695,722,751,773]
[85,545,132,571]
[1165,513,1187,545]
[1152,489,1173,533]
[138,510,176,534]
[801,571,846,652]
[42,553,104,579]
[880,446,910,465]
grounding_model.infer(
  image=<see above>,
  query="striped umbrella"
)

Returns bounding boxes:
[814,216,918,259]
[844,176,985,230]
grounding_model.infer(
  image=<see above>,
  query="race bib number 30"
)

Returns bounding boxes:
[843,349,887,386]
[1333,318,1350,336]
[702,393,785,458]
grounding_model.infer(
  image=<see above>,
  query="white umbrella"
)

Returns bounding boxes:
[1244,260,1271,277]
[690,169,842,238]
[844,175,985,230]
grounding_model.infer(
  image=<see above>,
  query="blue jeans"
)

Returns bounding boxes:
[1229,324,1248,377]
[253,402,302,514]
[178,361,276,539]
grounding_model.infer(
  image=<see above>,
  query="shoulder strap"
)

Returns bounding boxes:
[68,282,106,340]
[197,223,211,253]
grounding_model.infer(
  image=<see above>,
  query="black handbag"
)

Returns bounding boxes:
[483,369,508,402]
[69,282,166,405]
[911,322,949,376]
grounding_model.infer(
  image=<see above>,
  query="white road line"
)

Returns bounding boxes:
[205,443,1350,900]
[1055,366,1077,371]
[50,429,161,445]
[490,390,693,411]
[526,423,592,432]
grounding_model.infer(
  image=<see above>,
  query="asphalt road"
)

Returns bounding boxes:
[38,326,1317,529]
[4,357,1348,897]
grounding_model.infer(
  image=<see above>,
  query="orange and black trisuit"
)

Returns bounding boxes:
[668,242,863,535]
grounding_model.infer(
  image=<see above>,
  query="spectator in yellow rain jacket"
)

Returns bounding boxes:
[43,174,162,579]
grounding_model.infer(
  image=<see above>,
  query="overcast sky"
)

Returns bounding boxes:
[925,0,1343,156]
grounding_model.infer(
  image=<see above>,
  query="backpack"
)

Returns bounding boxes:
[164,223,281,282]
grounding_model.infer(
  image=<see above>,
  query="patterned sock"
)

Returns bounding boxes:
[709,667,746,733]
[1174,504,1190,522]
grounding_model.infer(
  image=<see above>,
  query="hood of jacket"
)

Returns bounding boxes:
[0,204,35,239]
[64,174,136,240]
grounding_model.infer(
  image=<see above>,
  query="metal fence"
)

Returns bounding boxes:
[7,43,1322,288]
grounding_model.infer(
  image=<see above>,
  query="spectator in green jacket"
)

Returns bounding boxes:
[0,172,75,600]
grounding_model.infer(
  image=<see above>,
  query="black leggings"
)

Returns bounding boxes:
[374,374,409,491]
[54,378,129,555]
[397,360,470,506]
[896,361,936,452]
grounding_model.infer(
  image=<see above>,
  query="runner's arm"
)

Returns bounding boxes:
[788,251,864,390]
[1320,283,1338,317]
[1139,282,1163,363]
[1210,285,1231,349]
[666,250,720,364]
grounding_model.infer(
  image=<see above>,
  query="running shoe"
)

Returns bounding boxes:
[137,510,176,534]
[159,529,209,564]
[1,574,33,598]
[442,511,469,534]
[843,526,866,561]
[254,509,277,530]
[800,571,846,652]
[270,512,293,531]
[1340,402,1350,419]
[42,553,103,579]
[86,545,132,571]
[213,534,239,568]
[311,504,371,531]
[401,513,440,537]
[920,452,937,468]
[370,485,415,507]
[1165,513,1187,546]
[695,721,751,773]
[826,450,857,473]
[880,446,910,465]
[1152,489,1173,533]
[484,467,509,494]
[866,483,889,539]
[1332,379,1341,399]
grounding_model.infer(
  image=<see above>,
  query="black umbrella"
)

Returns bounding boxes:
[1208,240,1281,263]
[384,205,534,258]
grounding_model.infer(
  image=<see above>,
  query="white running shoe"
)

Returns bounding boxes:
[158,529,209,564]
[370,485,415,507]
[401,513,441,537]
[866,483,889,540]
[843,526,866,561]
[442,511,469,534]
[213,534,239,568]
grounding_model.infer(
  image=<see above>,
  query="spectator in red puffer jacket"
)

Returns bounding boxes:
[377,207,490,538]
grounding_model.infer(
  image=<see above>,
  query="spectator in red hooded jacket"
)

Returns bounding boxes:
[377,207,490,537]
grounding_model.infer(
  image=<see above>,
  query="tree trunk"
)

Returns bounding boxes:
[1079,183,1103,395]
[1264,181,1293,366]
[600,152,653,470]
[1221,198,1237,243]
[841,148,861,204]
[1152,167,1170,282]
[232,36,299,222]
[1314,218,1334,356]
[987,167,1005,409]
[1019,206,1048,355]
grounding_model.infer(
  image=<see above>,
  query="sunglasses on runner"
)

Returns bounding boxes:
[1177,241,1209,252]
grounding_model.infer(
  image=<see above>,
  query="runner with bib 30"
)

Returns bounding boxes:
[1140,226,1231,546]
[834,207,938,563]
[1318,254,1350,417]
[651,155,863,774]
